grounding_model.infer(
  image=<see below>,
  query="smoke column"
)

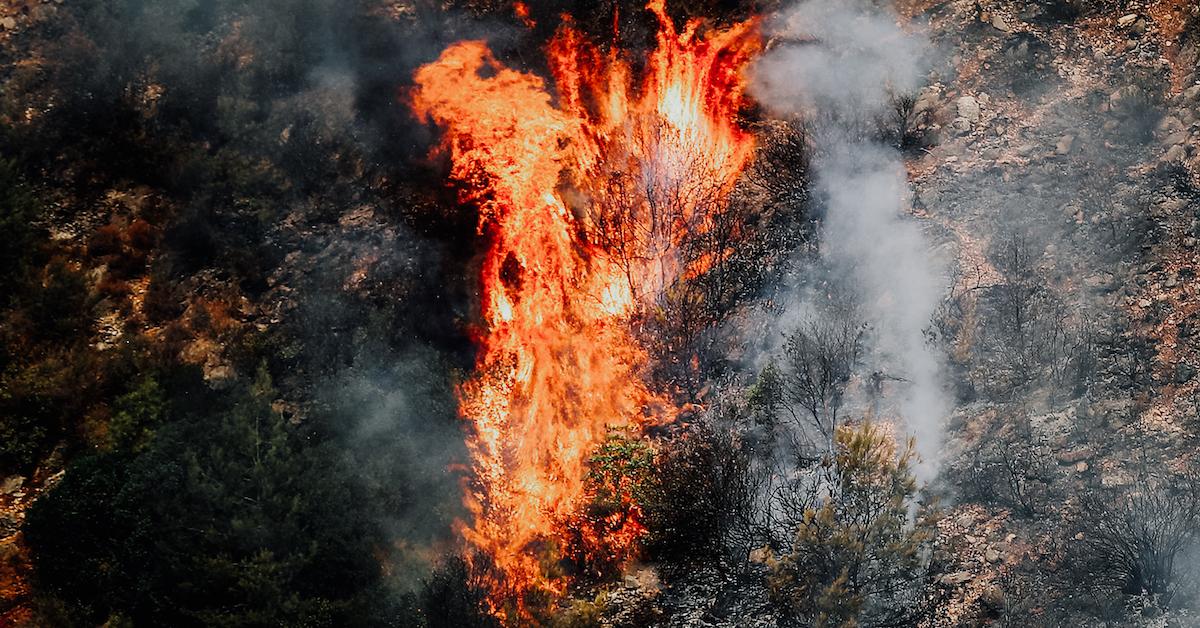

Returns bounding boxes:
[751,0,949,474]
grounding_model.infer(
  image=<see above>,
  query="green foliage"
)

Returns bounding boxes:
[28,259,94,342]
[0,362,56,471]
[418,557,498,628]
[587,430,656,514]
[767,422,937,627]
[25,370,406,627]
[107,375,167,452]
[0,158,42,297]
[563,430,657,580]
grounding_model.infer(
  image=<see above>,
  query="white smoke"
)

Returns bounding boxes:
[751,0,949,475]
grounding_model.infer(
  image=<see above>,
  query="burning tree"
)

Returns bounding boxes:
[409,0,760,613]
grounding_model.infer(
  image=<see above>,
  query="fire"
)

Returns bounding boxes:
[409,0,758,611]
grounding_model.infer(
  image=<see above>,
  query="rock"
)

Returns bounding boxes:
[0,17,15,30]
[913,87,941,118]
[991,14,1013,32]
[956,95,981,123]
[1176,362,1196,384]
[1165,144,1187,162]
[1184,85,1200,102]
[1055,135,1075,154]
[1117,13,1139,27]
[0,475,23,495]
[985,548,1001,563]
[1165,130,1190,146]
[1158,116,1185,133]
[1075,461,1089,473]
[1102,470,1133,487]
[980,584,1006,612]
[940,571,974,586]
[1057,447,1093,464]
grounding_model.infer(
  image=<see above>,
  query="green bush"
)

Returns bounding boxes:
[107,375,167,452]
[0,158,42,299]
[25,368,402,626]
[767,423,938,627]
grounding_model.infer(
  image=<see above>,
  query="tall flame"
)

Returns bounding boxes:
[410,0,758,609]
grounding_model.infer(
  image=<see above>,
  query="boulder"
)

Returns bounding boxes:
[957,95,981,123]
[940,571,974,586]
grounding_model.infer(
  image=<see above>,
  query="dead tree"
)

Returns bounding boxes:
[775,308,867,450]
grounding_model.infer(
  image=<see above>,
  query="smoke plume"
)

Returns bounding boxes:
[751,0,949,474]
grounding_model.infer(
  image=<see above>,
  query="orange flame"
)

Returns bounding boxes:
[410,1,758,611]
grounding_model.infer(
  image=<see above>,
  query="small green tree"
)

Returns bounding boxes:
[767,422,938,627]
[107,375,167,452]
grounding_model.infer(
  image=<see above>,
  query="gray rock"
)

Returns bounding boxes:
[1159,115,1185,133]
[1165,144,1187,162]
[1056,135,1075,154]
[981,584,1006,612]
[957,95,981,123]
[1176,362,1196,384]
[1165,130,1190,146]
[940,571,974,585]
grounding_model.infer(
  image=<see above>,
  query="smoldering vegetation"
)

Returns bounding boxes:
[1,0,1199,626]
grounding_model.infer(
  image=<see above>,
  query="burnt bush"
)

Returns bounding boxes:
[419,556,499,628]
[952,414,1059,517]
[1069,473,1200,600]
[641,422,762,564]
[1107,72,1166,146]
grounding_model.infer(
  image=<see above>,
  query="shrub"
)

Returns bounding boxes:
[767,422,938,627]
[1070,473,1200,599]
[0,158,42,297]
[25,368,390,626]
[419,556,498,628]
[106,375,167,452]
[641,422,761,563]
